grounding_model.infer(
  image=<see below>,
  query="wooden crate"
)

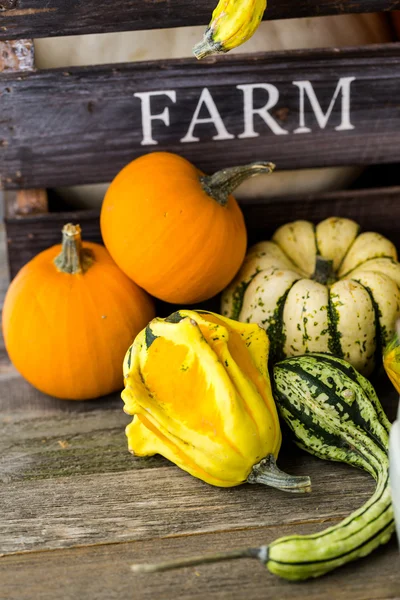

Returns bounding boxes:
[1,3,400,599]
[1,1,400,276]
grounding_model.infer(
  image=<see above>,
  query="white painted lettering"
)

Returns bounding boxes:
[134,90,177,145]
[237,84,288,137]
[293,77,355,133]
[180,88,234,143]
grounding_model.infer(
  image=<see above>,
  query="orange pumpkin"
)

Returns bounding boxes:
[100,152,272,304]
[2,224,156,400]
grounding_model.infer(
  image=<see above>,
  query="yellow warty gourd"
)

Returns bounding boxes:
[122,310,310,492]
[193,0,267,59]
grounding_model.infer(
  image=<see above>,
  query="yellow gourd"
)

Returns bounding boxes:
[383,328,400,393]
[122,310,310,492]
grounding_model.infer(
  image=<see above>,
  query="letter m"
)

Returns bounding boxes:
[293,77,355,133]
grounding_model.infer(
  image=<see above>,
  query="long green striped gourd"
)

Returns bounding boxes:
[221,217,400,376]
[268,353,394,579]
[130,353,394,581]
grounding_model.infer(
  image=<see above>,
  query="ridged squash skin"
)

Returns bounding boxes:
[122,310,282,487]
[2,225,156,400]
[222,217,400,376]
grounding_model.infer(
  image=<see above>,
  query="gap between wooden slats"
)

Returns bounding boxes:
[4,186,400,279]
[0,0,399,41]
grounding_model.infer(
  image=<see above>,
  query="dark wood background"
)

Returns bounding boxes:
[5,185,400,280]
[0,0,399,40]
[1,44,400,190]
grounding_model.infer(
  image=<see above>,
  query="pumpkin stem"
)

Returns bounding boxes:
[54,223,93,274]
[312,256,336,286]
[247,454,312,493]
[200,162,275,207]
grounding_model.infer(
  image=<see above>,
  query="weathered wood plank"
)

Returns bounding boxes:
[5,187,400,279]
[0,454,377,555]
[1,44,400,190]
[0,394,166,483]
[0,523,398,600]
[0,0,398,41]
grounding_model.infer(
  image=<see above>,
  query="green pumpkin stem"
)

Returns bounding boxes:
[247,454,312,493]
[54,223,93,274]
[200,162,275,207]
[312,256,336,286]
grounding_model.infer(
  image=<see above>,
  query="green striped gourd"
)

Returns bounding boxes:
[130,353,394,580]
[269,353,394,579]
[221,217,400,375]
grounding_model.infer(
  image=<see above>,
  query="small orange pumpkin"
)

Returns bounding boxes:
[2,224,156,400]
[100,152,273,304]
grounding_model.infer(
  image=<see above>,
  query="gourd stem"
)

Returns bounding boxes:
[200,162,275,207]
[131,546,262,574]
[54,223,93,274]
[312,256,336,285]
[247,454,312,493]
[193,31,224,60]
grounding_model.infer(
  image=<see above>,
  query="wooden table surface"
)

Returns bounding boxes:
[0,227,399,599]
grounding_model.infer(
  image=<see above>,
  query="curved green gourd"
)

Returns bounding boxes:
[268,353,394,580]
[130,353,395,580]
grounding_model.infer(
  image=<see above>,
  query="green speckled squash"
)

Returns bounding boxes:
[221,217,400,375]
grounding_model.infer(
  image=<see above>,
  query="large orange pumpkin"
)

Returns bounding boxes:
[2,224,156,400]
[100,152,271,304]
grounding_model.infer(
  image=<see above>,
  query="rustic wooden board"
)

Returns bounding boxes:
[0,525,398,600]
[5,186,400,279]
[1,44,400,190]
[0,0,398,41]
[0,457,376,555]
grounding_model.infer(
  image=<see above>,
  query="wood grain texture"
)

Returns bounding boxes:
[0,0,398,41]
[0,454,379,555]
[0,525,398,600]
[5,186,400,279]
[1,44,400,190]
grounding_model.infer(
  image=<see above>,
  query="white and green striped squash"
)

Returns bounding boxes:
[221,217,400,375]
